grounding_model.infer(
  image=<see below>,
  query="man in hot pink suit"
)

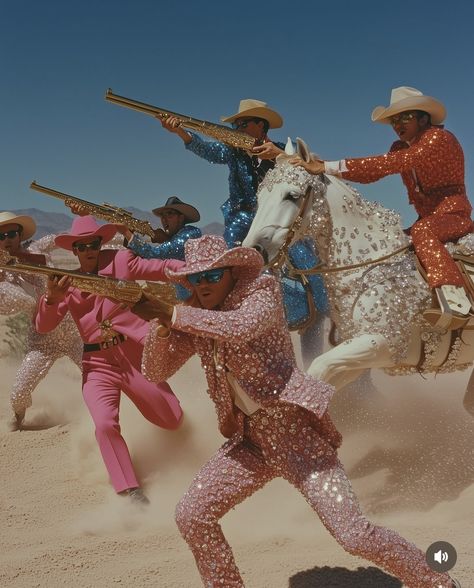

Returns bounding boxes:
[35,216,184,504]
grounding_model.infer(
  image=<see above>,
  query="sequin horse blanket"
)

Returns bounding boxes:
[243,139,474,412]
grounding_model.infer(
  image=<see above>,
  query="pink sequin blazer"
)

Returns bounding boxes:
[143,270,341,447]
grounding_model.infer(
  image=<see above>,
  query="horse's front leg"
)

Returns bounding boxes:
[307,333,392,390]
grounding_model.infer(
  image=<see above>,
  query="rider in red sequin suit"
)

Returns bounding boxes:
[292,87,473,328]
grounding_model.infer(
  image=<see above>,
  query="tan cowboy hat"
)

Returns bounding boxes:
[371,86,446,125]
[55,215,117,251]
[0,211,36,240]
[152,196,200,224]
[221,98,283,129]
[166,234,263,287]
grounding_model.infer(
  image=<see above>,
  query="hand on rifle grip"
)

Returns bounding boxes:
[158,115,192,144]
[45,275,71,305]
[131,287,174,324]
[67,202,89,217]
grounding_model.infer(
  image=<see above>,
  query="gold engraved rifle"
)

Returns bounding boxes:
[0,250,177,307]
[105,89,257,151]
[30,181,156,239]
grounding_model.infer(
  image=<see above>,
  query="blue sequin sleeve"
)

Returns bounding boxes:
[127,226,202,261]
[288,239,330,314]
[185,133,233,165]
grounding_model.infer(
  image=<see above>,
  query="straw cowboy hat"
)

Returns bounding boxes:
[371,86,446,125]
[152,197,200,224]
[0,211,36,240]
[221,99,283,129]
[166,234,264,287]
[55,215,117,251]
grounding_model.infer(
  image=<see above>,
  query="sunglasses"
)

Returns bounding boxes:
[72,239,102,252]
[187,267,228,286]
[390,111,417,126]
[231,118,259,130]
[0,229,21,241]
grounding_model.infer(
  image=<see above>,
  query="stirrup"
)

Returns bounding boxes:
[438,285,472,315]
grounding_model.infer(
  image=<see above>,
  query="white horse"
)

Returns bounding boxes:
[243,139,474,413]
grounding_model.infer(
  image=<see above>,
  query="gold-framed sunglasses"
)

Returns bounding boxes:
[390,111,418,126]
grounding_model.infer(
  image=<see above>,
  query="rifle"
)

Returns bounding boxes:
[30,181,156,239]
[0,250,176,307]
[105,89,256,151]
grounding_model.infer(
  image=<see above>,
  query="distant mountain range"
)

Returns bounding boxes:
[12,208,224,239]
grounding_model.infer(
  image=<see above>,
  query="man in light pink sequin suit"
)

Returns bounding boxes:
[139,235,453,588]
[0,211,82,429]
[35,216,184,499]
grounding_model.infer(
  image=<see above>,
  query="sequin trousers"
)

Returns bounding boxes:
[176,404,452,588]
[410,196,472,287]
[0,271,82,415]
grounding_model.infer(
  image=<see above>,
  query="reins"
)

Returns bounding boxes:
[264,185,410,275]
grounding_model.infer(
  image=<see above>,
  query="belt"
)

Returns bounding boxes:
[83,334,126,352]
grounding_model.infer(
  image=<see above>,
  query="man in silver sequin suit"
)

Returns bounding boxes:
[136,235,453,588]
[0,212,82,429]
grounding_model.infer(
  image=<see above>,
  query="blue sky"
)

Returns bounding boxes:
[1,0,473,227]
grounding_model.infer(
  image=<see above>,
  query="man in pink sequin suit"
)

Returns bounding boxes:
[35,216,184,503]
[136,234,454,587]
[0,211,82,430]
[292,86,473,329]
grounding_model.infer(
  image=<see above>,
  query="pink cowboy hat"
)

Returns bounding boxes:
[166,235,264,287]
[55,215,118,251]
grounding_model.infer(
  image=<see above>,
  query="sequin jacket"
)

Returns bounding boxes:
[142,270,340,447]
[35,249,184,345]
[342,127,471,218]
[127,225,202,260]
[185,132,258,217]
[0,234,63,315]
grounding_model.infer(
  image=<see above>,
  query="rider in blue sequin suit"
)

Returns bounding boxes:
[159,100,329,348]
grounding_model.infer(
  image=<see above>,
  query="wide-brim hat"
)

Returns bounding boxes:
[371,86,446,125]
[0,211,36,240]
[55,215,117,251]
[221,98,283,129]
[166,234,264,287]
[152,196,200,224]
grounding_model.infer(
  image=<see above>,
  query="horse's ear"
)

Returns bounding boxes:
[284,137,295,155]
[296,138,311,163]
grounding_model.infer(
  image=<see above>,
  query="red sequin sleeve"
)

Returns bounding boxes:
[341,128,454,184]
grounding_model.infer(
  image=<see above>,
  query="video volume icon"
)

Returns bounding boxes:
[433,550,449,564]
[426,541,457,573]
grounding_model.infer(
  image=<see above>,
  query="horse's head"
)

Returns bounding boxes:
[243,138,327,265]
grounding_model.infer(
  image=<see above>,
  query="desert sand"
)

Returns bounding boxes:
[1,320,473,588]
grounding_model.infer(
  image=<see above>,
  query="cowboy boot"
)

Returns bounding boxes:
[423,285,473,330]
[7,409,26,432]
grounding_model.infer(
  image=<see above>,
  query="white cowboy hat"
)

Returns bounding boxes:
[221,98,283,129]
[166,234,263,287]
[0,211,36,240]
[371,86,446,125]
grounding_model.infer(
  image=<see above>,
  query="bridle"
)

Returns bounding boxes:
[264,183,410,276]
